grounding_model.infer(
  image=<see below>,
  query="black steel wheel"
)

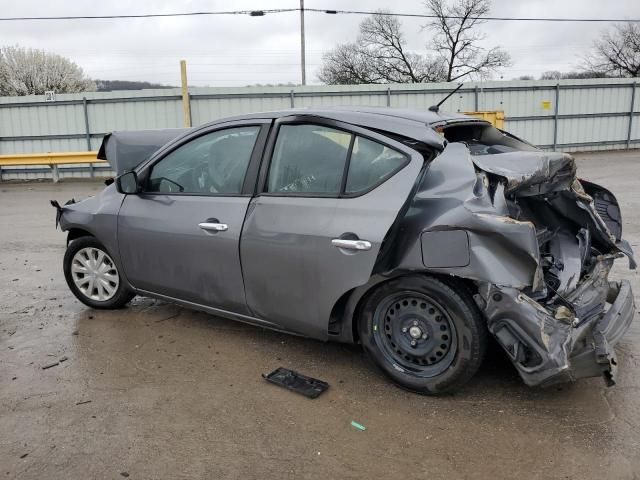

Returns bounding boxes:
[375,292,457,377]
[358,275,487,395]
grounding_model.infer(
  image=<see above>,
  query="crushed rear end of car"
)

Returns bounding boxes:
[391,120,636,387]
[473,150,636,387]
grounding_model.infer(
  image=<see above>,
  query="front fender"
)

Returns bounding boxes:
[51,184,130,287]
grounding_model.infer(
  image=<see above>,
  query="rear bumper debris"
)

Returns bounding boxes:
[478,259,635,387]
[589,279,635,386]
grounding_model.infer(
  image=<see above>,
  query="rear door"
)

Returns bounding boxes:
[117,120,269,314]
[240,116,424,339]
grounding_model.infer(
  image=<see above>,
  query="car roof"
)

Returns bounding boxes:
[231,106,470,124]
[198,107,486,150]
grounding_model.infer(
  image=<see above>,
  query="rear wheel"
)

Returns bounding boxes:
[358,275,487,394]
[63,236,135,309]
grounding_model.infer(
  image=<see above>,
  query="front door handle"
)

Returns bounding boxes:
[199,222,229,232]
[331,238,372,251]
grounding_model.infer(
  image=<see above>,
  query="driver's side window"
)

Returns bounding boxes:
[147,125,260,194]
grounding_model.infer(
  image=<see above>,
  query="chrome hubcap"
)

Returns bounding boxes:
[71,247,119,301]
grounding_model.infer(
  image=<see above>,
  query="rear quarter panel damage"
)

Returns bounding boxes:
[392,142,542,289]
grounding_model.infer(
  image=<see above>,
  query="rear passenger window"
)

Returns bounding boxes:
[345,137,407,194]
[266,124,408,196]
[267,124,351,194]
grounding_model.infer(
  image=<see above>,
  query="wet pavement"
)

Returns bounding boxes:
[1,151,639,479]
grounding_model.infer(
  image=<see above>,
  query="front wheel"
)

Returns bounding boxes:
[63,236,135,309]
[358,275,487,395]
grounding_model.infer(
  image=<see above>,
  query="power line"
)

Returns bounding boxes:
[0,8,638,23]
[0,9,296,21]
[306,8,640,22]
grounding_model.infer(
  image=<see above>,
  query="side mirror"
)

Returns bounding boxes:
[116,171,139,194]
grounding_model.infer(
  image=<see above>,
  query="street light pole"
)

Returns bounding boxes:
[300,0,306,85]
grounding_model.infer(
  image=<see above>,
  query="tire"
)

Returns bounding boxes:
[358,275,487,395]
[63,236,135,309]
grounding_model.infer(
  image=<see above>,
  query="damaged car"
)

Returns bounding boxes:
[51,106,636,394]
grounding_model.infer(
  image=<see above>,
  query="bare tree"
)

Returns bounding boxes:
[540,70,562,80]
[561,70,608,79]
[318,43,379,85]
[318,13,446,85]
[424,0,510,82]
[541,70,608,80]
[95,80,174,91]
[0,46,95,96]
[584,23,640,77]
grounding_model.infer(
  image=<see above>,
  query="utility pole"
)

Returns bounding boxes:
[300,0,306,85]
[180,59,192,128]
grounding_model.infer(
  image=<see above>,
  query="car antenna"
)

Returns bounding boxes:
[428,83,464,113]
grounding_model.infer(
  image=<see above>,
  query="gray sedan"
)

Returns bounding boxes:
[52,107,636,394]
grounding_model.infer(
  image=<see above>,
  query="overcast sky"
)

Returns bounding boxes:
[2,0,640,87]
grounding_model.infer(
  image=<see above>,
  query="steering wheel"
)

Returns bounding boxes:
[190,163,223,193]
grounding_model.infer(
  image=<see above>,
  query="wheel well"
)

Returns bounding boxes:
[328,289,354,337]
[343,273,480,345]
[67,228,93,245]
[327,277,397,344]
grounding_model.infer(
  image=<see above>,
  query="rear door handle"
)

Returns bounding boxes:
[199,222,229,232]
[331,239,372,251]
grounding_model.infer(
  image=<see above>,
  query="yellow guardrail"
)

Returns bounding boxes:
[463,111,505,129]
[0,151,103,166]
[0,151,107,182]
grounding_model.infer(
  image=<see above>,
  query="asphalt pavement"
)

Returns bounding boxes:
[1,150,639,479]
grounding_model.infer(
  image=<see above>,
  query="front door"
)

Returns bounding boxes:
[240,118,423,339]
[118,121,268,314]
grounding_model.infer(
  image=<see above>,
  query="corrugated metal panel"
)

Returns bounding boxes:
[191,95,290,125]
[482,86,557,117]
[505,119,554,147]
[88,97,182,132]
[559,85,633,115]
[0,138,88,155]
[559,116,629,145]
[0,103,84,137]
[1,79,639,162]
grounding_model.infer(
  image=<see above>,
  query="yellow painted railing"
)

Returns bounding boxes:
[0,151,103,167]
[0,151,106,182]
